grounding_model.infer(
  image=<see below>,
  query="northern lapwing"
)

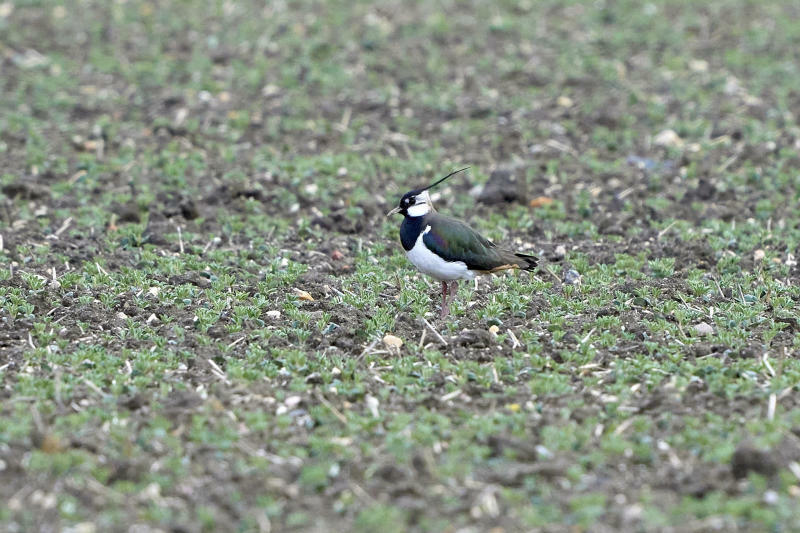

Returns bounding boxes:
[387,168,537,318]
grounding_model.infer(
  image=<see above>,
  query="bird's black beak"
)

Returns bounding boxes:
[386,206,402,217]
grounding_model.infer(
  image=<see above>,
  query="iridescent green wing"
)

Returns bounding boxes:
[422,214,508,271]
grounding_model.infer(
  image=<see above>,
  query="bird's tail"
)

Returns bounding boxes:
[514,253,538,271]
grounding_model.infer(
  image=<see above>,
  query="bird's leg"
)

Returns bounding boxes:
[448,280,459,305]
[440,280,449,318]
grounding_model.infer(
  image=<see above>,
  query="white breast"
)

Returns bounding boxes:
[405,226,476,281]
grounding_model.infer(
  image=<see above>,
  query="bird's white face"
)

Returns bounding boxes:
[406,191,432,217]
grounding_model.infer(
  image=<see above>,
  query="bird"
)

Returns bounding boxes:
[386,167,537,318]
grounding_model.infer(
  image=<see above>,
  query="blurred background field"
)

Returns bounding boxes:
[2,1,800,531]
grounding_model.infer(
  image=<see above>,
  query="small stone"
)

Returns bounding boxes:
[303,183,318,195]
[305,372,322,384]
[266,310,281,320]
[366,395,380,418]
[688,59,708,72]
[563,269,582,285]
[174,107,188,125]
[488,325,500,336]
[14,48,49,69]
[284,396,302,408]
[261,84,280,97]
[753,249,765,262]
[293,288,314,301]
[622,504,644,523]
[146,313,158,324]
[383,334,403,352]
[693,322,714,336]
[331,250,344,261]
[535,445,553,459]
[627,155,661,171]
[30,490,57,509]
[724,77,742,95]
[654,129,684,148]
[557,95,574,107]
[148,286,160,297]
[116,312,128,320]
[553,245,566,260]
[140,482,161,500]
[328,463,341,478]
[763,490,779,505]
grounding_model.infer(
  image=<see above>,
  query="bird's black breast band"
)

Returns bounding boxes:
[399,215,426,251]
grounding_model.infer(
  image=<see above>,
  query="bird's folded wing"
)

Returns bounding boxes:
[423,214,517,272]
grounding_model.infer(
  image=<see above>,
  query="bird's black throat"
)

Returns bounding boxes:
[399,214,427,251]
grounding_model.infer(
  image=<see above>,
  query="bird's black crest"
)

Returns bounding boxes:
[394,167,471,216]
[422,166,470,192]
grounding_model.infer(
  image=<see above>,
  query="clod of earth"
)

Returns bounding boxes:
[477,169,528,205]
[731,443,779,479]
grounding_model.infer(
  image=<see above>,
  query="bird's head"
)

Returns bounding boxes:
[386,188,432,217]
[386,167,469,218]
